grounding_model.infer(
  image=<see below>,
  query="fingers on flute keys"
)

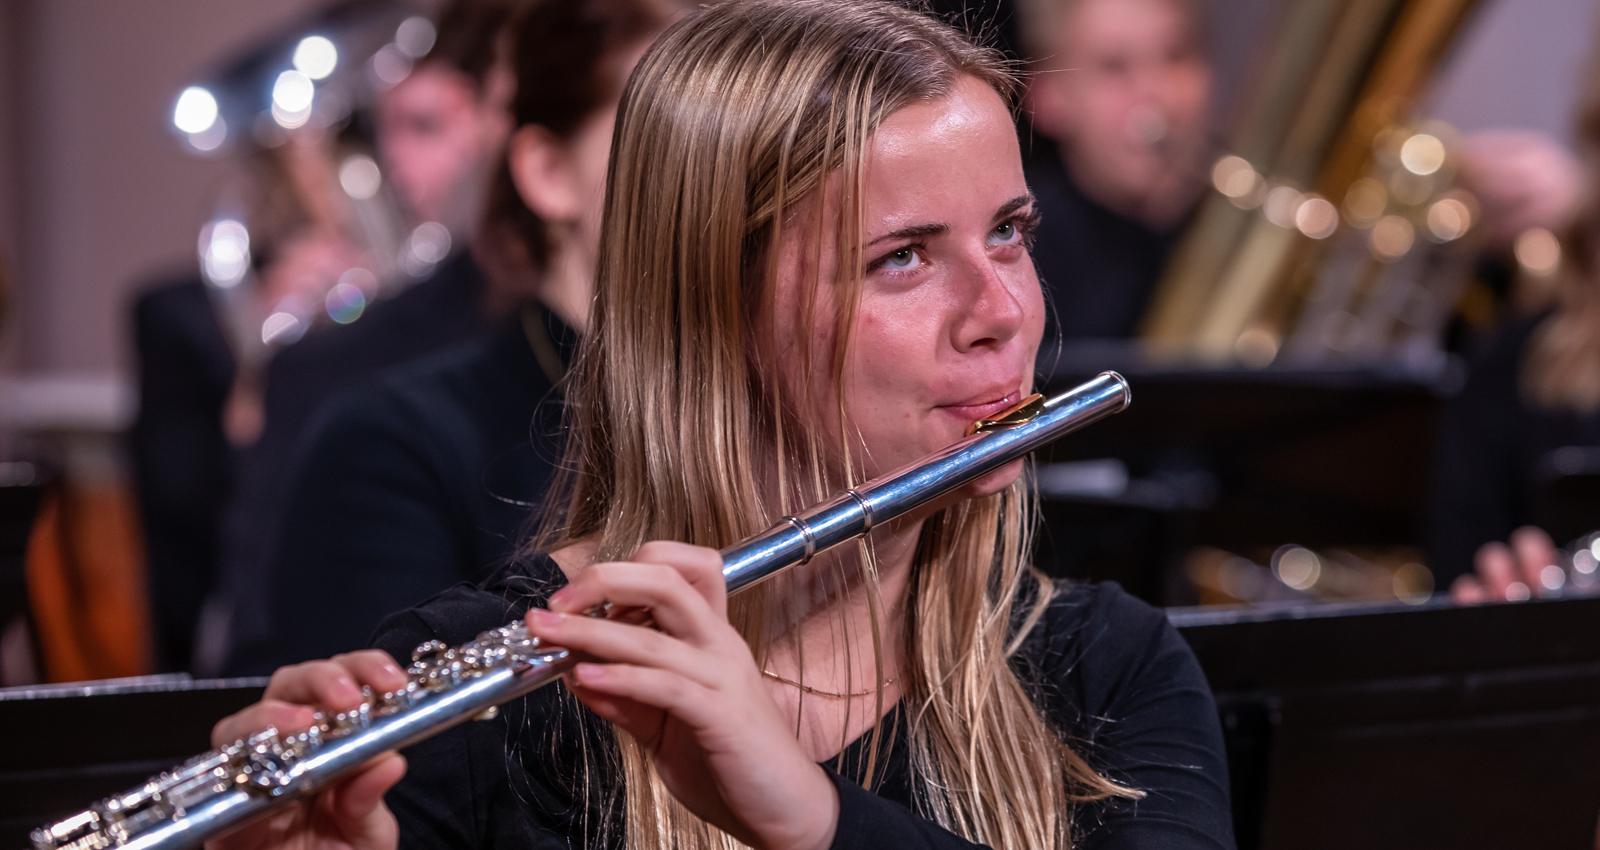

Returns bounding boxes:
[210,650,409,747]
[545,541,728,627]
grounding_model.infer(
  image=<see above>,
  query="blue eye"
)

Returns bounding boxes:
[992,221,1018,243]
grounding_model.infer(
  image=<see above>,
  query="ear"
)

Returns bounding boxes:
[508,124,580,224]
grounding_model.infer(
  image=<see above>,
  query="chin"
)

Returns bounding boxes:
[954,458,1025,501]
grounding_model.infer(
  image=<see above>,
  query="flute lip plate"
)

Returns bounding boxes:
[966,392,1046,436]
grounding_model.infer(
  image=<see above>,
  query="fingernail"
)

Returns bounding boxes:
[575,663,603,683]
[335,676,361,700]
[528,608,561,630]
[547,589,571,612]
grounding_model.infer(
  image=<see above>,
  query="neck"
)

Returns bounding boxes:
[760,512,924,679]
[472,228,594,331]
[537,235,594,333]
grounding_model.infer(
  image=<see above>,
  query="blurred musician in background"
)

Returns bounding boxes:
[131,156,369,672]
[1427,43,1600,598]
[1019,0,1212,343]
[226,0,681,673]
[133,0,521,674]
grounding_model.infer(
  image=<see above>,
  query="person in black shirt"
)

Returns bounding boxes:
[226,0,681,672]
[1021,0,1212,341]
[212,3,1231,847]
[217,0,540,671]
[129,276,237,672]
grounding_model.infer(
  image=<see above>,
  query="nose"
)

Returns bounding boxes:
[951,250,1028,353]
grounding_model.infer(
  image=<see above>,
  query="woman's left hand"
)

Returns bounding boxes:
[528,541,839,850]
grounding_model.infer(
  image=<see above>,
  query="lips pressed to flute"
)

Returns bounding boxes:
[31,372,1131,850]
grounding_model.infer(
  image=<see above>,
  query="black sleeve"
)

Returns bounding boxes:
[827,772,983,850]
[1425,321,1532,586]
[828,582,1233,850]
[371,563,613,850]
[1030,583,1235,850]
[373,600,577,850]
[264,389,475,667]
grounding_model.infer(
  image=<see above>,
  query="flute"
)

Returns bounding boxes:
[32,372,1131,850]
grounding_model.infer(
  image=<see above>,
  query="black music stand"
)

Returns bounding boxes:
[0,676,267,845]
[1037,353,1449,604]
[1174,594,1600,850]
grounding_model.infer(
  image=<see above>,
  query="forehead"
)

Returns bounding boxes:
[863,76,1026,225]
[1060,0,1196,54]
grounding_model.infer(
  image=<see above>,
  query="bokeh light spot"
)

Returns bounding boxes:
[293,36,338,80]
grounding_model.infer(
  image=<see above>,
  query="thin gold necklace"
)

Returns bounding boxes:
[761,669,895,698]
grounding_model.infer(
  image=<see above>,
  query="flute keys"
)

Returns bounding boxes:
[411,639,449,663]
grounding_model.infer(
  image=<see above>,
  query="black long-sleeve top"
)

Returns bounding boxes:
[374,556,1234,849]
[1426,312,1600,585]
[228,310,572,672]
[221,253,495,673]
[129,277,237,672]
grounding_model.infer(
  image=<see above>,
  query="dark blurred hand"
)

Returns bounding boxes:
[1452,525,1558,604]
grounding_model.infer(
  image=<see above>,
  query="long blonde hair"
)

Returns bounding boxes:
[539,1,1134,846]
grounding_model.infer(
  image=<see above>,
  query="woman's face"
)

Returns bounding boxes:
[772,75,1045,493]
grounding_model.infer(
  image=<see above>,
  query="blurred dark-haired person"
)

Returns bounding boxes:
[1021,0,1212,342]
[225,0,683,672]
[215,0,528,674]
[132,133,372,674]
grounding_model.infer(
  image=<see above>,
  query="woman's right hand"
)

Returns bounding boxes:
[205,652,411,850]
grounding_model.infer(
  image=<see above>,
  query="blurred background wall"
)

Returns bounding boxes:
[0,0,320,382]
[1426,0,1600,148]
[0,0,1594,387]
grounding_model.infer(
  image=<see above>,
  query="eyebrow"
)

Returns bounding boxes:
[865,194,1037,247]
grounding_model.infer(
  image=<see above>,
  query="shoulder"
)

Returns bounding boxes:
[1013,578,1174,676]
[1013,579,1236,848]
[311,337,488,434]
[371,555,568,656]
[133,277,207,323]
[1010,578,1207,733]
[132,278,222,350]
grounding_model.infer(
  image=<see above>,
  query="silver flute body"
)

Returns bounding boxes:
[33,372,1130,850]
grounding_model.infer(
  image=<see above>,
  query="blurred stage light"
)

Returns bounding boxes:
[1263,185,1303,228]
[1370,215,1415,262]
[1343,177,1387,228]
[272,70,315,128]
[1515,227,1561,276]
[174,86,219,134]
[187,117,228,152]
[294,36,339,80]
[325,282,367,324]
[370,43,413,89]
[262,312,306,346]
[200,219,250,288]
[1399,133,1446,176]
[396,17,437,58]
[1294,195,1338,239]
[339,154,382,199]
[1274,546,1321,590]
[1426,197,1472,242]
